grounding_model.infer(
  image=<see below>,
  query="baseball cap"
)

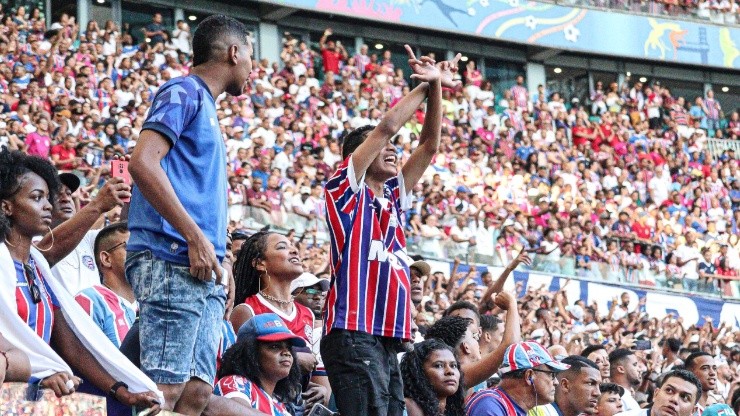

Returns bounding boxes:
[58,172,81,193]
[498,341,570,375]
[300,186,311,194]
[703,404,736,416]
[410,260,431,277]
[290,272,330,293]
[236,313,306,347]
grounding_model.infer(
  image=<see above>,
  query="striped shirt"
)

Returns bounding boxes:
[323,156,413,340]
[214,375,290,416]
[14,260,59,344]
[216,320,237,378]
[466,387,527,416]
[244,294,315,345]
[75,285,137,348]
[511,85,529,109]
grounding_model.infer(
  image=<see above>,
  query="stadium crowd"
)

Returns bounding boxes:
[0,6,740,416]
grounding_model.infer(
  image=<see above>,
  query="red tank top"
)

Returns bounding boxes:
[244,294,315,345]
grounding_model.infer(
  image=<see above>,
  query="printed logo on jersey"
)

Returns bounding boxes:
[82,255,96,270]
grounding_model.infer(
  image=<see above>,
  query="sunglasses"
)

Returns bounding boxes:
[23,263,42,304]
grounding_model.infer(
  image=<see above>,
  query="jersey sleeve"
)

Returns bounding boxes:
[392,169,414,213]
[214,375,253,403]
[141,78,200,145]
[74,290,106,329]
[324,155,364,219]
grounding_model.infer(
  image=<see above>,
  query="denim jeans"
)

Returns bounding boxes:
[125,250,226,385]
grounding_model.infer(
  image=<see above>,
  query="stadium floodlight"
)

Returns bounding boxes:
[189,15,197,21]
[626,72,631,76]
[96,0,104,3]
[460,56,469,62]
[722,87,729,92]
[553,67,562,74]
[639,77,647,83]
[375,43,383,49]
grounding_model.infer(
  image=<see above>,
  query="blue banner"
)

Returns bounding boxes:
[260,0,739,69]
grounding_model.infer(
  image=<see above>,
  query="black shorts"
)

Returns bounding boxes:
[320,329,405,416]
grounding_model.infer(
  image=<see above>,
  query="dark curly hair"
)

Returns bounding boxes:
[0,149,60,240]
[217,335,302,404]
[233,230,272,305]
[425,316,473,349]
[400,339,465,416]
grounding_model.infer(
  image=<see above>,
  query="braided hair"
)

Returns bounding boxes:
[400,338,465,416]
[0,149,60,240]
[233,230,272,305]
[217,334,302,404]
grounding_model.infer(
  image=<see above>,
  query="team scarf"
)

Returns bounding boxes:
[0,243,162,400]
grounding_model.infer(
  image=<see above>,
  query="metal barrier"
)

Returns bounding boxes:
[706,139,740,158]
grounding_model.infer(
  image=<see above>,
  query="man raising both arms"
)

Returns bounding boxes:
[126,15,252,415]
[322,46,460,415]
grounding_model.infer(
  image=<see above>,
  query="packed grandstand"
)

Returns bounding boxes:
[1,2,740,416]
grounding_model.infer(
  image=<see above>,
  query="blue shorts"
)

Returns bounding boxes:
[125,250,226,385]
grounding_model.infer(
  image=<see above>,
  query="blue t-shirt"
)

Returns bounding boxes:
[128,75,227,265]
[466,387,527,416]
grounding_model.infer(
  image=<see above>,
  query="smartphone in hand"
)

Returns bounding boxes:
[111,159,131,202]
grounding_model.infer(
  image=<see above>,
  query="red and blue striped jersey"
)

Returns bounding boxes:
[214,375,290,416]
[244,294,315,345]
[323,156,413,340]
[217,319,237,378]
[14,260,59,345]
[75,285,137,348]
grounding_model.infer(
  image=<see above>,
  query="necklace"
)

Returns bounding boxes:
[259,291,294,306]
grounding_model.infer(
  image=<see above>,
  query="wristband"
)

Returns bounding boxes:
[109,381,128,398]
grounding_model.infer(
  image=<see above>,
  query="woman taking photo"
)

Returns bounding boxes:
[0,149,158,410]
[215,313,303,416]
[400,338,465,416]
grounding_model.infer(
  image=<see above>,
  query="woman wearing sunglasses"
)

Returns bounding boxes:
[0,149,159,411]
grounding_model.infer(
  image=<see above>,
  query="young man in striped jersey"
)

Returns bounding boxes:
[321,46,460,416]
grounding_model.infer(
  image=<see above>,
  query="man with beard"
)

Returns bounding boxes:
[529,356,602,416]
[465,341,569,416]
[684,352,718,413]
[42,172,130,295]
[610,349,643,412]
[615,369,701,416]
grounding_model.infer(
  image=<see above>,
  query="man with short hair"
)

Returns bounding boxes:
[614,369,702,416]
[466,341,569,416]
[127,15,253,414]
[659,338,683,373]
[47,173,130,295]
[75,221,136,348]
[582,344,611,382]
[609,349,643,413]
[684,352,718,412]
[321,47,457,416]
[529,356,602,416]
[479,315,503,355]
[409,259,430,306]
[593,383,625,416]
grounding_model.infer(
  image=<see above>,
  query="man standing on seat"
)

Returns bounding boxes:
[321,46,460,415]
[126,15,253,415]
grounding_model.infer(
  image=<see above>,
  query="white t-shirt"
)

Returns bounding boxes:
[675,244,701,280]
[51,230,101,295]
[620,388,641,414]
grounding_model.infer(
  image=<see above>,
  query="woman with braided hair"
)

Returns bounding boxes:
[229,230,329,409]
[400,338,465,416]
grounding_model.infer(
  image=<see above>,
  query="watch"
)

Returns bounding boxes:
[108,381,128,398]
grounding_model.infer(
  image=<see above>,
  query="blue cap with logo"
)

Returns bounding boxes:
[237,313,306,347]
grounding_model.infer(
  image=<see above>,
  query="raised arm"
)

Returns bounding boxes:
[402,48,460,193]
[480,249,531,314]
[39,178,129,267]
[463,292,520,388]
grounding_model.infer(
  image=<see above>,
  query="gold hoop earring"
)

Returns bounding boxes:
[32,226,54,252]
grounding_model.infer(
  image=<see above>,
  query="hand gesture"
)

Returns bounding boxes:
[404,45,440,83]
[511,247,532,268]
[41,372,81,397]
[438,53,462,89]
[493,291,516,311]
[188,229,222,283]
[114,388,161,413]
[302,382,329,410]
[93,177,131,212]
[324,28,332,35]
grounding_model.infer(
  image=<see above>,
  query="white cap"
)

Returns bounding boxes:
[116,118,131,130]
[0,121,6,129]
[290,273,330,293]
